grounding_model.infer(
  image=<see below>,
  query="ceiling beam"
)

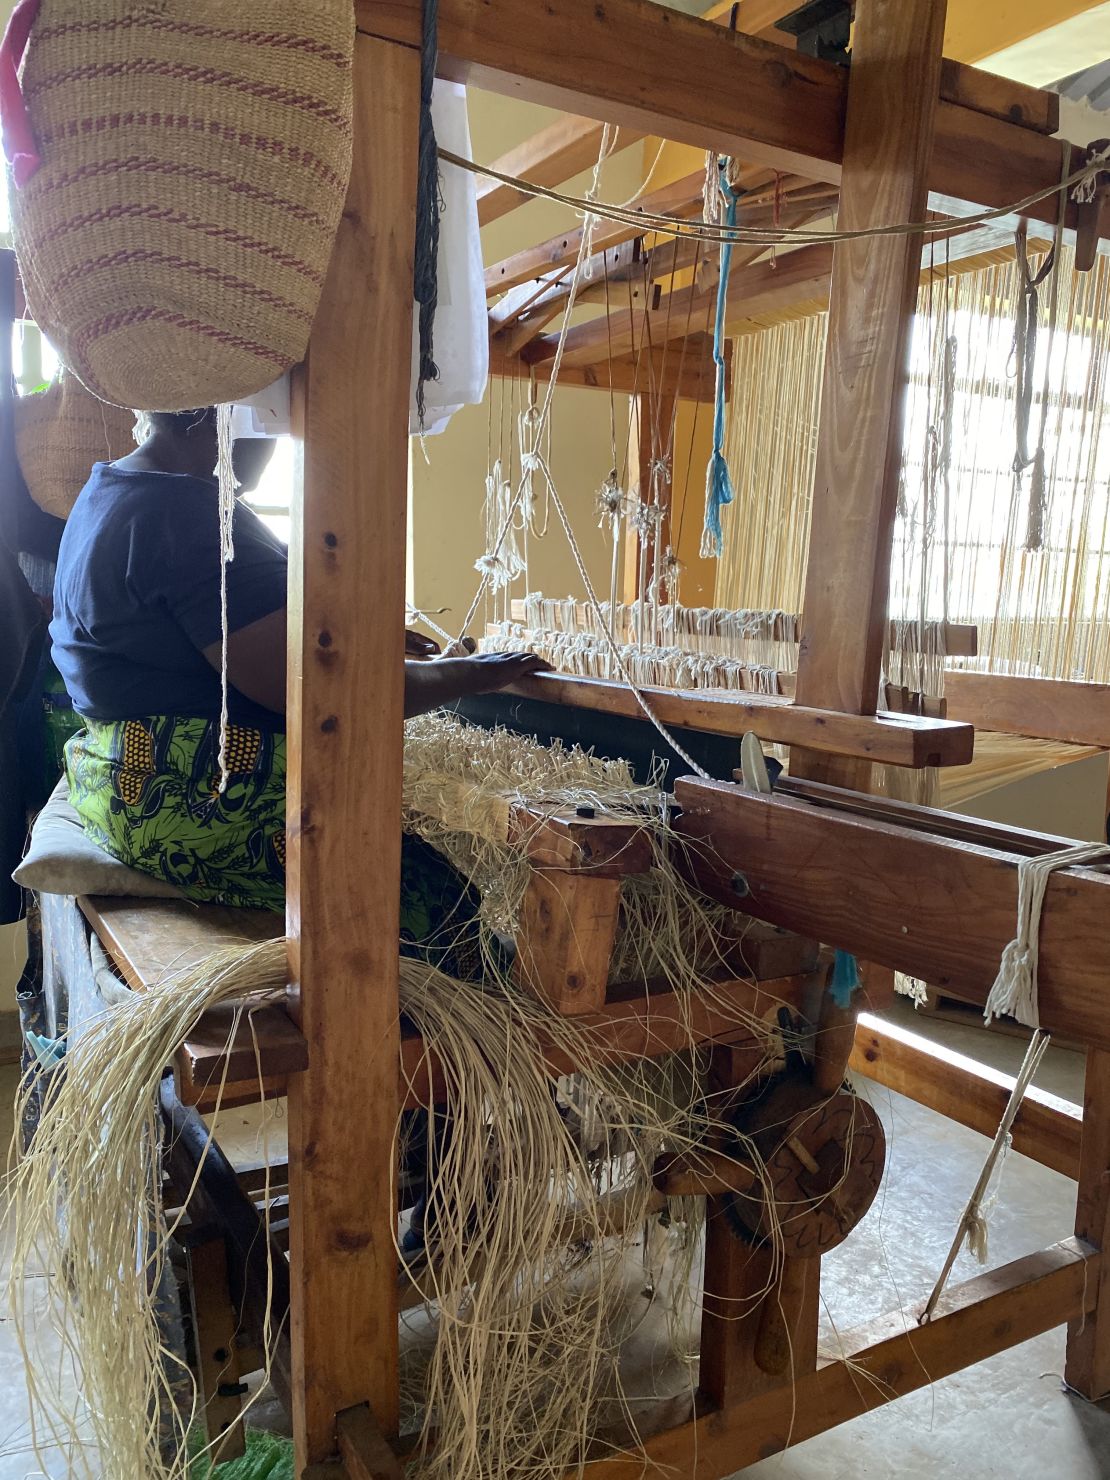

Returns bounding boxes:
[476,117,644,227]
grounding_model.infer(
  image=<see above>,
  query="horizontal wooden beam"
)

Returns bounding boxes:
[850,1010,1082,1179]
[359,0,1091,233]
[674,778,1110,1049]
[483,171,706,296]
[581,1239,1096,1478]
[506,671,973,767]
[477,117,641,226]
[945,670,1110,750]
[176,963,811,1111]
[490,334,725,402]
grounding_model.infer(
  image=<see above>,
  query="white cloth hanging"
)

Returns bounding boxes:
[409,81,488,437]
[230,375,291,438]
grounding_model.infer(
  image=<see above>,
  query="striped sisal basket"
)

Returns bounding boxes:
[3,1,354,411]
[14,373,137,516]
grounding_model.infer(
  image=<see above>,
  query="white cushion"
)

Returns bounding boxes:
[13,778,183,898]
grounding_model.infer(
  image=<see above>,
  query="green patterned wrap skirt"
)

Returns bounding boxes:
[65,716,484,976]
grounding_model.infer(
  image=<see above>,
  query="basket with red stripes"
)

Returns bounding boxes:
[0,0,353,410]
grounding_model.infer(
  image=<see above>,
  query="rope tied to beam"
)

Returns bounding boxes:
[923,840,1109,1322]
[983,842,1110,1030]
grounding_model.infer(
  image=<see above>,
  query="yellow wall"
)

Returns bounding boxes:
[409,93,639,634]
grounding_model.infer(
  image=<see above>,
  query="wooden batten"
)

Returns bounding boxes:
[503,671,974,768]
[945,670,1110,749]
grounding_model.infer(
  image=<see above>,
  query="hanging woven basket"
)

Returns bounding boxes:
[0,0,354,411]
[14,372,136,516]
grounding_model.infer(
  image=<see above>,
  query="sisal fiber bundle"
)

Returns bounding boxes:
[13,371,135,515]
[3,0,354,410]
[8,938,777,1480]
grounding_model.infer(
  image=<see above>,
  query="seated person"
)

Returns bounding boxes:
[50,407,547,944]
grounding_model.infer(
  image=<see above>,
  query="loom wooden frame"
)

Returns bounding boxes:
[270,2,1110,1475]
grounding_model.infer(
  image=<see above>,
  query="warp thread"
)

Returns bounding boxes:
[701,163,737,560]
[414,0,441,428]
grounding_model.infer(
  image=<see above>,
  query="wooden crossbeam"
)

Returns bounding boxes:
[358,0,1091,232]
[580,1240,1096,1478]
[484,170,706,296]
[491,334,726,403]
[850,1011,1082,1179]
[944,670,1110,750]
[505,671,973,767]
[477,117,642,226]
[674,777,1110,1049]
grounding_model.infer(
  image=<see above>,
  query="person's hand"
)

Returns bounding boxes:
[405,628,441,658]
[403,650,552,717]
[457,651,552,695]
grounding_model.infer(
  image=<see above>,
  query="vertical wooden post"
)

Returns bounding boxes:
[775,0,948,1390]
[286,33,418,1468]
[793,0,947,739]
[1065,1049,1110,1399]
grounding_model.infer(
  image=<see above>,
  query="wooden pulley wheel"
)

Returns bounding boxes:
[723,1084,885,1257]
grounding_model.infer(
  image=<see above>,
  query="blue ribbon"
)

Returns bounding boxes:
[828,949,861,1010]
[701,164,737,559]
[26,1030,65,1069]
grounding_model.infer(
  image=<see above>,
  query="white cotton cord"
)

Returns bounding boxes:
[921,1027,1052,1321]
[407,602,455,646]
[983,843,1110,1029]
[216,404,236,794]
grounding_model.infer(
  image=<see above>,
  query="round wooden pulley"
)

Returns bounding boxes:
[723,1084,885,1257]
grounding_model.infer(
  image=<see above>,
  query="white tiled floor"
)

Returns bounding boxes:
[2,1001,1109,1477]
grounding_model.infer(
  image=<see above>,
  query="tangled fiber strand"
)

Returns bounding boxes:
[402,712,737,989]
[394,955,777,1479]
[6,942,283,1480]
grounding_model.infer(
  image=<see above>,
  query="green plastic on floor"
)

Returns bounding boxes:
[189,1427,295,1479]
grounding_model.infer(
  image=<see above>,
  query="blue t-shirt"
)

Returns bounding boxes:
[51,462,287,730]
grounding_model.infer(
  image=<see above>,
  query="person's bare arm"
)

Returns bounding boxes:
[203,608,288,715]
[203,617,546,721]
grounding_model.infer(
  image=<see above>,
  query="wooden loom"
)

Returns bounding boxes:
[37,0,1110,1475]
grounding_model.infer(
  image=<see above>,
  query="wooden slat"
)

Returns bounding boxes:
[493,335,725,403]
[483,171,704,295]
[1066,1050,1110,1399]
[358,0,1093,233]
[580,1240,1097,1479]
[944,670,1110,749]
[938,56,1058,134]
[286,33,413,1465]
[504,671,974,768]
[529,239,831,371]
[477,117,642,226]
[849,1011,1082,1179]
[78,896,282,990]
[176,1000,309,1103]
[794,0,945,726]
[673,777,1110,1050]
